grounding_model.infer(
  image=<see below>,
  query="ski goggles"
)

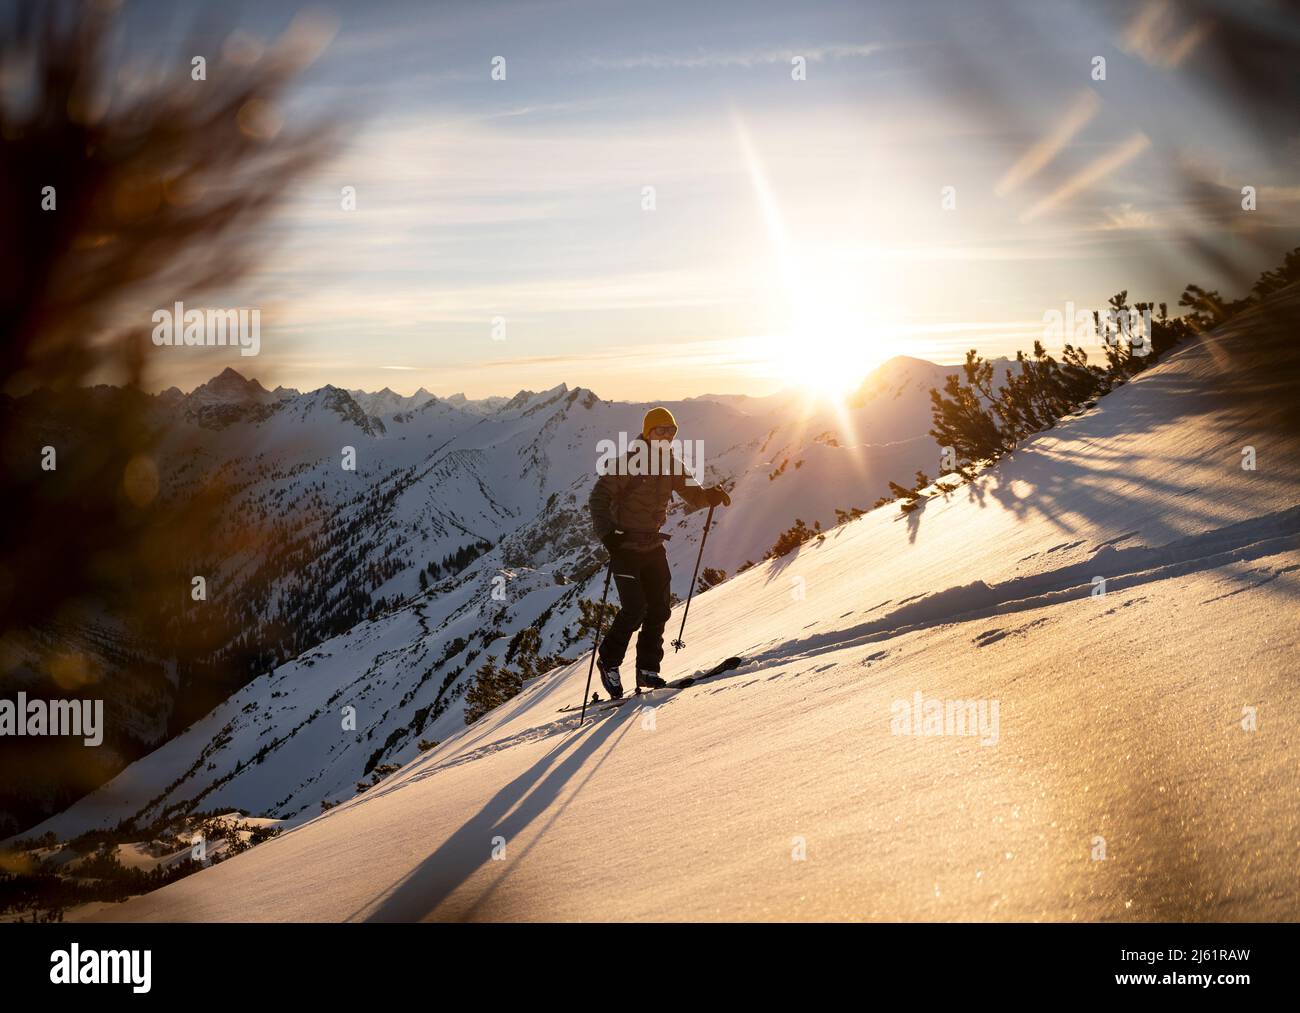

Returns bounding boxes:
[648,424,678,439]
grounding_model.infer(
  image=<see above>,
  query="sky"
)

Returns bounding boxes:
[117,0,1299,400]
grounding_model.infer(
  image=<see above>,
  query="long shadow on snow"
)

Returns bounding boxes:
[356,702,637,921]
[395,657,585,785]
[901,291,1300,543]
[364,663,749,793]
[746,504,1300,668]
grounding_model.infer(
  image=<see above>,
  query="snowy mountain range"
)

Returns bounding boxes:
[3,355,961,836]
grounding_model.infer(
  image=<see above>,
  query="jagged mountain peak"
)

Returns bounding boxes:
[187,367,273,403]
[501,383,569,413]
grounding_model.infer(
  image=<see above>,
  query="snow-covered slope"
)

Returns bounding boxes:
[70,290,1300,921]
[7,357,961,836]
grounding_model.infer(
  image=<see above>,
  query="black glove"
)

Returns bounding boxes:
[601,529,625,553]
[705,486,731,507]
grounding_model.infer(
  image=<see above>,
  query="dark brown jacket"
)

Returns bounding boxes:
[589,438,711,552]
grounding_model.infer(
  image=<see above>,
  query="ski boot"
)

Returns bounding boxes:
[597,659,623,700]
[636,669,667,691]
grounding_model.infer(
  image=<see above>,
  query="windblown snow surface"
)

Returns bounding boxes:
[83,293,1300,922]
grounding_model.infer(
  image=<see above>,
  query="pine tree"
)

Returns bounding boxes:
[697,567,727,593]
[507,627,542,680]
[767,518,815,559]
[1251,246,1300,299]
[464,655,523,724]
[927,351,1007,474]
[576,596,619,643]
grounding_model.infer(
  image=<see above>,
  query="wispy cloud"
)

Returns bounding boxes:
[1097,202,1158,231]
[583,43,884,71]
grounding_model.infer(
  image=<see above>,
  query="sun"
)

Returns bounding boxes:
[732,116,898,402]
[761,261,897,401]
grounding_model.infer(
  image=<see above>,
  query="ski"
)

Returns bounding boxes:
[564,657,744,716]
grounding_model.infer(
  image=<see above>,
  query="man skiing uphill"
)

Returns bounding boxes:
[588,406,731,698]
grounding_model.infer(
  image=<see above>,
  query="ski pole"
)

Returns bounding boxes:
[579,561,615,724]
[670,503,716,652]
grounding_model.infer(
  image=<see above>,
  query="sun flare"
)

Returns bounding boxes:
[767,266,897,400]
[734,114,898,403]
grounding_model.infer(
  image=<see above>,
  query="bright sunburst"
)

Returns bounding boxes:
[770,261,896,399]
[734,114,898,402]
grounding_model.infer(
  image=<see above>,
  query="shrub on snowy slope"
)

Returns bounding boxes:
[888,246,1300,508]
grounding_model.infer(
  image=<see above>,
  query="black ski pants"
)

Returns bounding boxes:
[598,543,672,673]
